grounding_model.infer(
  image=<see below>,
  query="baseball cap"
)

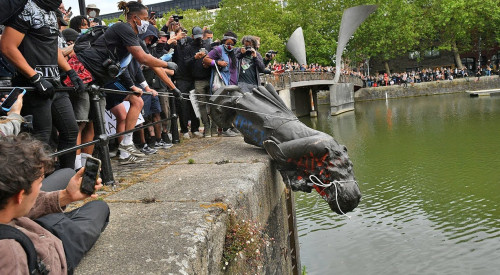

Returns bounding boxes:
[192,27,203,39]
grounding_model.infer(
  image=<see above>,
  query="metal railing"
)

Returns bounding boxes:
[260,72,363,90]
[1,85,179,187]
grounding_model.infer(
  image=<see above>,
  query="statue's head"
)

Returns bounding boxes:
[274,135,361,214]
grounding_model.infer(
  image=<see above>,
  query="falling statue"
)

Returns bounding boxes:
[209,84,360,215]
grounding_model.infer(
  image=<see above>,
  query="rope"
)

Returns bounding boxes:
[170,92,299,121]
[309,175,353,219]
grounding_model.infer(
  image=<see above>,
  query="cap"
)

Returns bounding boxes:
[62,28,79,42]
[192,27,203,39]
[55,10,68,26]
[158,31,167,37]
[86,4,100,11]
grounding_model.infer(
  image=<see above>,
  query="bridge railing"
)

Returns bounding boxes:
[260,72,362,89]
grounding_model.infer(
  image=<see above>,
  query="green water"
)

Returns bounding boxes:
[297,93,500,274]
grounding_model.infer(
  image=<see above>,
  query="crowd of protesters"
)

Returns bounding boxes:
[267,59,497,88]
[362,65,496,88]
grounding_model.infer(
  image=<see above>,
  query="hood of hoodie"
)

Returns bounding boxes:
[139,24,159,45]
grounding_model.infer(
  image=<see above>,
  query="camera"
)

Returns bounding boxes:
[172,14,183,22]
[102,58,120,77]
[266,50,278,58]
[245,46,253,56]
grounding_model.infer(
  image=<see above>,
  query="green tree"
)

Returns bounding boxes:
[282,0,343,65]
[212,0,285,60]
[430,0,500,69]
[348,0,421,74]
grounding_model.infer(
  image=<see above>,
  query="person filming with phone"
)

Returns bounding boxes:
[0,134,109,274]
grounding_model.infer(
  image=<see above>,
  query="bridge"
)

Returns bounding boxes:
[260,72,364,117]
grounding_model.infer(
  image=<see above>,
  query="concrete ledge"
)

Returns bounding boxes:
[75,138,292,274]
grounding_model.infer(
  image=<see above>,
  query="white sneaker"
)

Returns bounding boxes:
[221,129,238,137]
[183,132,190,139]
[119,155,145,165]
[119,143,146,157]
[192,131,203,138]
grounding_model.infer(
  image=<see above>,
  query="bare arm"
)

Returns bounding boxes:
[61,44,74,57]
[0,27,36,78]
[151,66,176,90]
[127,45,169,68]
[57,48,71,72]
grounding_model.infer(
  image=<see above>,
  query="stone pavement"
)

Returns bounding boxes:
[74,135,289,274]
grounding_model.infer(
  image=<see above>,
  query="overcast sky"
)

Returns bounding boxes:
[62,0,169,16]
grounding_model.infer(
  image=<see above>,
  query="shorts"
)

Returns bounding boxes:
[141,93,161,117]
[70,90,90,122]
[104,82,128,110]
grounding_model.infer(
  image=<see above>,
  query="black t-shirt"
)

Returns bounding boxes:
[7,0,60,83]
[95,22,141,61]
[239,56,257,85]
[77,22,141,86]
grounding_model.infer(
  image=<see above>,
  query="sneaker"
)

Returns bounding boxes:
[119,155,145,165]
[119,143,146,157]
[182,132,191,139]
[222,129,238,137]
[192,131,203,138]
[140,144,157,155]
[230,127,241,135]
[204,128,211,138]
[155,140,173,149]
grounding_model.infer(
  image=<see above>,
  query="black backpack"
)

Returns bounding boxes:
[0,0,28,25]
[73,25,109,53]
[0,224,48,274]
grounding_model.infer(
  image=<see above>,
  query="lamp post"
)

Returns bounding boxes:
[79,0,86,16]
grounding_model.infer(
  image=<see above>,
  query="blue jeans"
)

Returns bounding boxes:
[22,91,78,169]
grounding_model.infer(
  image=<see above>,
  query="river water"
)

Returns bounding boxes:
[296,93,500,274]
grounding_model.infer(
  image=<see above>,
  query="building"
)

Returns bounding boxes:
[100,0,222,20]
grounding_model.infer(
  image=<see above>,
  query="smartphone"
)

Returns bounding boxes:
[1,87,26,112]
[80,156,101,195]
[150,11,156,19]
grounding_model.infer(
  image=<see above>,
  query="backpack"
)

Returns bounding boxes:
[0,0,28,25]
[0,224,48,274]
[73,25,109,54]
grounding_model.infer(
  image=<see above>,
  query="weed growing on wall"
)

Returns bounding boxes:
[222,210,271,271]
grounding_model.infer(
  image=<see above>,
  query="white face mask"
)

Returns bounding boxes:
[81,29,88,34]
[88,10,97,18]
[136,19,149,35]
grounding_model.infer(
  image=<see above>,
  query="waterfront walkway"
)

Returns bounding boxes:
[74,136,289,274]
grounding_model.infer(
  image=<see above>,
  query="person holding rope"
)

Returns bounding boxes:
[76,0,181,164]
[0,0,85,169]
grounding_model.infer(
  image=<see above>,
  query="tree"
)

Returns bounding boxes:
[212,0,285,60]
[348,0,421,74]
[431,0,500,69]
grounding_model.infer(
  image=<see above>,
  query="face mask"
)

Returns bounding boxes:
[136,19,149,35]
[81,29,89,34]
[224,44,234,52]
[88,10,97,18]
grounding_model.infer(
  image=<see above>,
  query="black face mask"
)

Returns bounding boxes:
[156,43,165,51]
[33,0,62,11]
